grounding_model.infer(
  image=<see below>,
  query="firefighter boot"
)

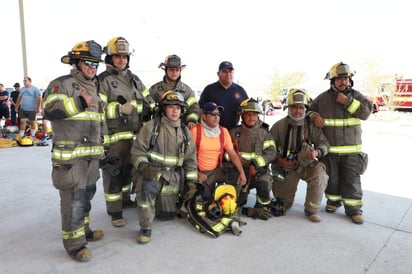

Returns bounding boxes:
[70,247,92,262]
[304,209,321,223]
[136,229,151,244]
[350,214,364,225]
[112,218,126,227]
[86,230,104,241]
[325,200,342,213]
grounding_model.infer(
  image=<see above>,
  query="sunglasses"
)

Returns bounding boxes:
[207,112,221,117]
[83,60,99,68]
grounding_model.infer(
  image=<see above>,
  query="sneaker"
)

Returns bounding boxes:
[71,247,92,262]
[136,229,151,244]
[86,230,104,241]
[305,210,321,223]
[111,218,126,227]
[351,214,364,225]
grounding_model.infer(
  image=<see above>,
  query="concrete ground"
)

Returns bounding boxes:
[1,111,411,274]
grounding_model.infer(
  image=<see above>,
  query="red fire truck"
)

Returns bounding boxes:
[381,78,412,110]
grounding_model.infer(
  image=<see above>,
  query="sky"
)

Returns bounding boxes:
[1,0,411,98]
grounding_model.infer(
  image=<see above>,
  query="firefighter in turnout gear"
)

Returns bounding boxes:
[230,98,277,220]
[149,54,199,129]
[309,62,372,224]
[130,91,198,244]
[43,40,106,262]
[270,89,330,222]
[98,36,155,228]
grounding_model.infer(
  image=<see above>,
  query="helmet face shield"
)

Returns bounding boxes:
[287,89,310,106]
[87,40,103,59]
[61,40,103,64]
[105,37,131,56]
[325,62,355,80]
[240,98,262,114]
[160,90,187,108]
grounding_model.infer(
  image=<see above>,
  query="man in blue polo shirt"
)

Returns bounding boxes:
[199,61,248,130]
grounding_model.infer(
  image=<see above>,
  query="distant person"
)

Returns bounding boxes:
[43,40,105,262]
[98,36,155,228]
[130,91,198,244]
[199,61,248,130]
[270,89,329,222]
[149,54,199,129]
[15,76,41,137]
[9,82,21,126]
[0,83,10,125]
[40,90,52,140]
[309,62,373,224]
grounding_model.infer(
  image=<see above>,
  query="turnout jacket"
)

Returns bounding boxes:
[43,68,106,164]
[98,65,155,144]
[130,116,198,183]
[309,87,372,155]
[230,122,276,171]
[149,76,199,124]
[270,115,329,168]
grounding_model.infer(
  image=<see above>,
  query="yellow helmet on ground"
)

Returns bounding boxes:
[287,89,310,107]
[239,98,262,114]
[214,184,237,215]
[324,62,355,80]
[104,37,132,56]
[61,40,103,65]
[19,136,34,146]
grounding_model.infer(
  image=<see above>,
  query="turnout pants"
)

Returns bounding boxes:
[53,159,100,255]
[102,141,133,218]
[272,163,328,214]
[322,153,368,216]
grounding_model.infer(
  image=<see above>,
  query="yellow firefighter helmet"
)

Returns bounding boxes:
[214,184,237,215]
[287,89,310,107]
[61,40,103,65]
[324,62,356,80]
[104,37,132,56]
[239,98,262,114]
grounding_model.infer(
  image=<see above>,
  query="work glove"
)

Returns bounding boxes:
[119,102,134,115]
[139,163,161,181]
[297,142,316,168]
[242,207,272,220]
[184,182,198,202]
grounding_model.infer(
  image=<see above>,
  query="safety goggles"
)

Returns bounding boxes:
[83,60,99,68]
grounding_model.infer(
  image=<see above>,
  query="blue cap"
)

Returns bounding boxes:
[203,102,224,113]
[218,61,234,71]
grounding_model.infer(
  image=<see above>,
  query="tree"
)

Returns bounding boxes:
[264,69,306,102]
